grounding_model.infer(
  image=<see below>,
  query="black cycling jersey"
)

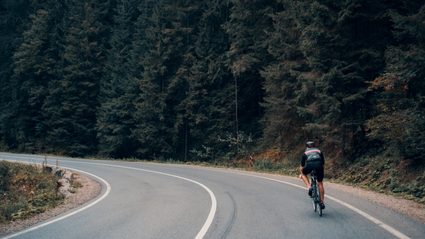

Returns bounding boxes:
[301,147,324,167]
[301,147,325,182]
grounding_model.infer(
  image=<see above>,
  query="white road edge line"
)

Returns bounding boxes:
[0,162,111,239]
[64,161,217,239]
[6,153,408,239]
[0,154,217,239]
[233,171,410,239]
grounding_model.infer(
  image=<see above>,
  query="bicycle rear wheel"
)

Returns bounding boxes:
[311,184,318,212]
[317,186,322,217]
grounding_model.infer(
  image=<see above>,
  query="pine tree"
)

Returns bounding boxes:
[223,0,275,149]
[367,3,425,161]
[261,0,397,159]
[261,0,307,149]
[96,0,139,158]
[289,0,345,152]
[132,1,173,159]
[303,0,398,158]
[0,0,31,148]
[161,0,207,160]
[43,0,111,156]
[11,0,66,152]
[180,0,234,160]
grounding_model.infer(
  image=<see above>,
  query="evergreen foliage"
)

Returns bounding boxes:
[367,3,425,161]
[0,0,424,167]
[183,0,234,160]
[0,0,31,149]
[42,0,111,156]
[11,0,66,152]
[97,0,139,158]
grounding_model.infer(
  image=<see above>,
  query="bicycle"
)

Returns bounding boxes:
[310,169,323,217]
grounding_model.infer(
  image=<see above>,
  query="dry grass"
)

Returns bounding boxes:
[227,149,425,204]
[0,161,64,224]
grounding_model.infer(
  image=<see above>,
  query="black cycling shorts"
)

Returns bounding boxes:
[302,162,324,182]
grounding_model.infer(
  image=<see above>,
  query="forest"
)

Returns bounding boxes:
[1,0,424,195]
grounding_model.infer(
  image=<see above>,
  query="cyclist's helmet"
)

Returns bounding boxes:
[306,141,315,148]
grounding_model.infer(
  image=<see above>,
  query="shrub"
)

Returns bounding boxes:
[253,159,284,172]
[0,161,11,192]
[0,161,64,223]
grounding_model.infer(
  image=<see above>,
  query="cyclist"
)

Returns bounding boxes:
[300,140,325,209]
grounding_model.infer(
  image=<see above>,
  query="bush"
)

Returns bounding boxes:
[0,161,11,192]
[0,161,63,223]
[253,159,284,172]
[0,199,27,223]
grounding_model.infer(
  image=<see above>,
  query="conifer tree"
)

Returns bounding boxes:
[132,1,173,159]
[181,0,234,160]
[97,0,139,158]
[261,0,397,159]
[0,0,31,148]
[261,0,307,149]
[298,0,396,157]
[43,0,111,156]
[162,0,206,159]
[11,0,66,151]
[367,3,425,161]
[223,0,274,143]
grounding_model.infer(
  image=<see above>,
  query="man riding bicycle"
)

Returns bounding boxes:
[300,141,325,209]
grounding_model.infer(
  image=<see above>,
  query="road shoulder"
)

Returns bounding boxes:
[178,164,425,224]
[326,181,425,224]
[0,171,101,236]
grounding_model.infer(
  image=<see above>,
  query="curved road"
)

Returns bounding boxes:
[0,152,424,239]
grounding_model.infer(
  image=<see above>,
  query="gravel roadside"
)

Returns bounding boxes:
[326,181,425,224]
[0,171,101,236]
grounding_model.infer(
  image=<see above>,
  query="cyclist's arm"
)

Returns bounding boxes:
[320,152,325,165]
[301,154,306,167]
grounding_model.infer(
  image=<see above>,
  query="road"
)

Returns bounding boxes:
[0,152,424,239]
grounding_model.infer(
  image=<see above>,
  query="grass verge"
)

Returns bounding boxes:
[116,150,425,205]
[0,161,64,224]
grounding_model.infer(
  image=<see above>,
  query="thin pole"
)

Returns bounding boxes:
[235,77,239,154]
[184,118,188,161]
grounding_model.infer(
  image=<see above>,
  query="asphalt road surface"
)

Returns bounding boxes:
[0,152,424,239]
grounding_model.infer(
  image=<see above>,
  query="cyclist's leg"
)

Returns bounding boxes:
[318,182,325,203]
[300,166,311,188]
[317,165,325,204]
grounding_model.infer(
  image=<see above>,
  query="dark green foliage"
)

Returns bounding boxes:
[260,0,415,161]
[43,0,111,156]
[167,0,234,160]
[367,4,425,162]
[223,0,273,137]
[132,1,173,159]
[0,0,31,149]
[12,7,55,152]
[0,0,424,173]
[97,0,140,158]
[261,0,307,149]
